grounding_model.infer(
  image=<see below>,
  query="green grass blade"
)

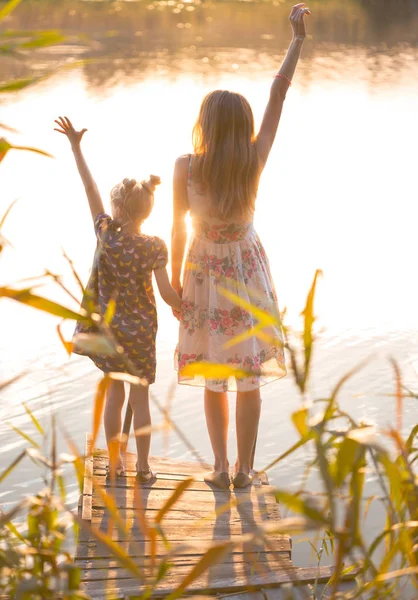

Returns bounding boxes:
[22,402,44,436]
[0,286,91,322]
[0,450,26,483]
[7,423,40,448]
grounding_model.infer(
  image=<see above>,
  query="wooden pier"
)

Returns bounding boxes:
[76,434,351,599]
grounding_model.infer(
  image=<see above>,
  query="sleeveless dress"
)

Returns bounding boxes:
[175,157,286,392]
[73,213,168,382]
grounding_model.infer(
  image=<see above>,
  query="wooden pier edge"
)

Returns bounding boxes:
[77,433,359,599]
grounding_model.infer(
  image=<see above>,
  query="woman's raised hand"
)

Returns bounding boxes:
[54,116,87,147]
[289,3,311,40]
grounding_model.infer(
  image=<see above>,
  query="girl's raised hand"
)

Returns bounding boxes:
[289,3,311,40]
[54,116,87,147]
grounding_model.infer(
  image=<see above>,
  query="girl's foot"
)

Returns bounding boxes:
[232,472,252,489]
[136,469,156,484]
[204,471,231,490]
[105,463,125,481]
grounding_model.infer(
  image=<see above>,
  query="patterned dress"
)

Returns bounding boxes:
[74,213,168,383]
[175,157,286,392]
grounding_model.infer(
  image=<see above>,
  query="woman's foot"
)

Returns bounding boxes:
[136,469,156,484]
[204,471,231,490]
[232,472,252,489]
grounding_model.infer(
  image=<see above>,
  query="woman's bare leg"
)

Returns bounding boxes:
[104,379,125,470]
[235,389,261,475]
[128,384,151,472]
[204,389,229,473]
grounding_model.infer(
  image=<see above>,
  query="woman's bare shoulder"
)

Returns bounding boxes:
[175,154,190,168]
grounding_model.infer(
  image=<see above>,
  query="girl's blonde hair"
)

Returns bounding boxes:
[192,90,260,220]
[110,174,160,225]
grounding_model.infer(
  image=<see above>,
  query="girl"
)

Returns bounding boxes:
[171,4,310,489]
[54,116,181,483]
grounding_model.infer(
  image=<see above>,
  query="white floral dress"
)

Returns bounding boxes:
[175,157,286,392]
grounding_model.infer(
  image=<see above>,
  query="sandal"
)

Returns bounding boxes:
[204,471,231,490]
[105,464,125,481]
[232,472,252,489]
[136,469,156,484]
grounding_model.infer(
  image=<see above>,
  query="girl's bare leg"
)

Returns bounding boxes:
[104,379,125,471]
[235,389,261,475]
[128,384,151,472]
[204,389,229,473]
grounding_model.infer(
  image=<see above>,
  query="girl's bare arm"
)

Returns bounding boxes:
[256,3,310,168]
[154,267,182,312]
[171,155,189,293]
[54,116,104,221]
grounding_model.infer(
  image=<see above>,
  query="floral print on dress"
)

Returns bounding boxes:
[194,220,252,244]
[176,155,286,392]
[187,243,262,286]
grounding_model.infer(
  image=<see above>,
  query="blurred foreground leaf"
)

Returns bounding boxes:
[0,286,91,321]
[73,332,119,356]
[91,375,111,450]
[0,0,22,22]
[155,478,194,524]
[165,541,234,600]
[0,137,52,161]
[181,362,251,380]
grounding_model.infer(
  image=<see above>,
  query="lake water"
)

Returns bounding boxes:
[1,0,418,572]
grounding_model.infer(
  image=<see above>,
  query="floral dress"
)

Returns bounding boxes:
[175,157,286,392]
[74,213,168,383]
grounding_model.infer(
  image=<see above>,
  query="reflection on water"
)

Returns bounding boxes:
[1,0,418,568]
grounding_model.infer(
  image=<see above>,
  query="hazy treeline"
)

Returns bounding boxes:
[1,0,418,92]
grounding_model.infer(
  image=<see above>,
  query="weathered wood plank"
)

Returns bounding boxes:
[89,504,281,524]
[86,515,289,544]
[75,551,292,571]
[80,557,293,583]
[94,473,265,492]
[82,433,94,522]
[81,564,354,597]
[75,537,291,559]
[94,454,211,476]
[92,486,277,514]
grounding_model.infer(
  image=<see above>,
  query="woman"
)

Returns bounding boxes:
[171,4,310,489]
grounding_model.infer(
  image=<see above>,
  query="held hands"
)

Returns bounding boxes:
[54,116,87,148]
[290,3,311,40]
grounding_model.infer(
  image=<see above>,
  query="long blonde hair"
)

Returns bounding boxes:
[192,90,260,220]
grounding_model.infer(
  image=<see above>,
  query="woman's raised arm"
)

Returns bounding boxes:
[54,116,104,222]
[256,3,310,169]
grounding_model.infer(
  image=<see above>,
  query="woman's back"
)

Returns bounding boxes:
[187,154,254,245]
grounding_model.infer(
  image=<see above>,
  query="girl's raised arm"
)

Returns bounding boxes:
[54,116,104,222]
[255,3,310,169]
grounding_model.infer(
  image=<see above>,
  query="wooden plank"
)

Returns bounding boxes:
[219,589,313,600]
[94,454,211,476]
[81,564,356,597]
[82,433,94,522]
[90,506,280,523]
[75,537,291,559]
[86,515,289,544]
[93,473,265,492]
[75,551,292,571]
[80,558,293,583]
[92,486,277,513]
